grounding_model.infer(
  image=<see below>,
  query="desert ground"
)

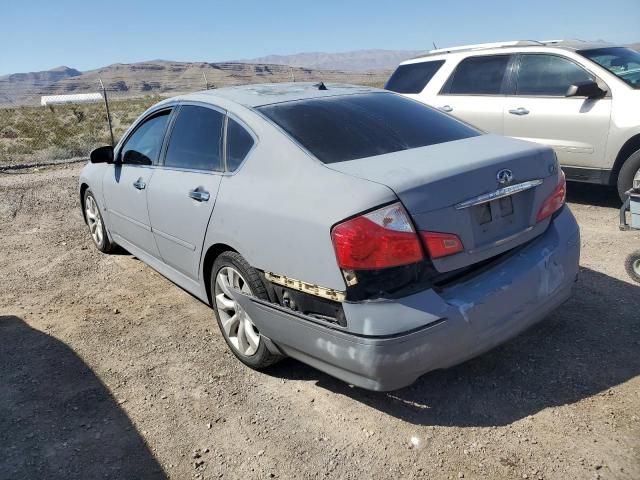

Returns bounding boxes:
[1,163,638,480]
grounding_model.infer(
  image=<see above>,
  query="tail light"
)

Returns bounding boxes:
[536,170,566,222]
[421,231,464,259]
[331,203,423,270]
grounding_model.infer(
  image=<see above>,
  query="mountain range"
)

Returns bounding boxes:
[2,44,638,106]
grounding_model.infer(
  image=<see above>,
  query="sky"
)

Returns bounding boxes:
[1,0,639,75]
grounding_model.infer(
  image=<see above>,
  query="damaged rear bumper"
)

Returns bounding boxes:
[234,207,580,391]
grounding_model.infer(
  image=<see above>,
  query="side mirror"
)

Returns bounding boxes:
[90,145,114,164]
[565,81,606,99]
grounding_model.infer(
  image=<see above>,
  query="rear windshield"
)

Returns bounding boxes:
[385,60,445,94]
[257,92,479,164]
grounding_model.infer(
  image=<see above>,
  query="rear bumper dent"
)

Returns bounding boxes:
[234,207,580,391]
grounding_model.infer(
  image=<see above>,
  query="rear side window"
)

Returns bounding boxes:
[120,111,171,165]
[445,55,510,95]
[257,92,479,164]
[385,60,445,94]
[516,54,594,96]
[225,118,255,171]
[164,105,224,171]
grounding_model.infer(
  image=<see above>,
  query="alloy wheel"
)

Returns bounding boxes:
[85,195,104,247]
[214,266,261,356]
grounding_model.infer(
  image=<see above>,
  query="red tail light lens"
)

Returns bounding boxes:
[536,170,566,222]
[331,203,423,270]
[421,231,464,259]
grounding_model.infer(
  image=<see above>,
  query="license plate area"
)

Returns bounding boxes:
[472,194,524,243]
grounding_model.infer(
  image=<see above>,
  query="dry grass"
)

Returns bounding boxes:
[0,96,161,165]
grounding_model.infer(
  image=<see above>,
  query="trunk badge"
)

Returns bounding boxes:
[497,169,514,185]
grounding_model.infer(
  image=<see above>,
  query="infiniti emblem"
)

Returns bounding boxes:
[496,169,514,185]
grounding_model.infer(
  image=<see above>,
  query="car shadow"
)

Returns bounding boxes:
[0,315,166,480]
[566,181,621,208]
[265,267,640,427]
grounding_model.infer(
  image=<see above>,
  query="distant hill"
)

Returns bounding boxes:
[0,66,81,105]
[239,49,427,71]
[0,61,389,106]
[628,43,640,51]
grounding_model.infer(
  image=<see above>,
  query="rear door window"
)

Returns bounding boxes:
[164,105,224,171]
[515,54,594,96]
[257,92,479,164]
[385,60,445,94]
[444,55,511,95]
[225,118,255,171]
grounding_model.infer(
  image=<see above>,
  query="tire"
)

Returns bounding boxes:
[617,149,640,202]
[625,249,640,284]
[211,251,282,369]
[83,189,115,253]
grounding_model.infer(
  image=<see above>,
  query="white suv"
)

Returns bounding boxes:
[386,40,640,200]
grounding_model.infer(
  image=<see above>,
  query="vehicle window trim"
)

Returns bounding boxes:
[439,54,514,96]
[157,101,227,174]
[222,112,259,175]
[511,53,610,98]
[116,107,175,166]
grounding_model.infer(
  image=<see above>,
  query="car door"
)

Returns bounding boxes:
[432,54,513,133]
[146,104,226,281]
[503,53,612,169]
[102,109,172,257]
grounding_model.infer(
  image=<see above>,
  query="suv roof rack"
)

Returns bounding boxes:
[411,39,564,59]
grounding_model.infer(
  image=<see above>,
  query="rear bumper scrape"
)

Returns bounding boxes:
[233,207,580,391]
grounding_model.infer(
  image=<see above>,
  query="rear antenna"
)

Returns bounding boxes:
[99,78,115,147]
[315,81,328,91]
[432,41,438,49]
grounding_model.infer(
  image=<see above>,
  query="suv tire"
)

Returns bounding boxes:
[617,149,640,202]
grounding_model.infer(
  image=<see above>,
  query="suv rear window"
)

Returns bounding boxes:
[257,92,479,164]
[445,55,510,95]
[385,60,445,94]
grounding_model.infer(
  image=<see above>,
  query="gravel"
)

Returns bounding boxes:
[0,164,639,480]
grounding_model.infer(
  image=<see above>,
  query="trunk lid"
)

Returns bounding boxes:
[326,134,560,273]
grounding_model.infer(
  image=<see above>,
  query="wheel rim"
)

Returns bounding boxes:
[633,258,640,277]
[85,195,103,246]
[634,168,640,188]
[214,266,260,356]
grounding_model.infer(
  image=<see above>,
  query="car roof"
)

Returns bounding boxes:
[404,39,619,63]
[172,82,381,108]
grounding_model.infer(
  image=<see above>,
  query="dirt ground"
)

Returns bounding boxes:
[1,163,638,480]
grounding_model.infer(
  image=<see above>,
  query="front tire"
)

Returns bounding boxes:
[617,149,640,202]
[83,189,115,253]
[211,251,281,369]
[625,249,640,284]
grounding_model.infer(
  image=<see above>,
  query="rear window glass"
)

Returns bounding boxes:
[257,92,479,164]
[446,55,510,95]
[385,60,445,94]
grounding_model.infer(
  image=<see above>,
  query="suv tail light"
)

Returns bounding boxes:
[421,231,464,259]
[331,203,423,270]
[537,170,566,222]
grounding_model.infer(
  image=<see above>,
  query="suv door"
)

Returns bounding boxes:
[434,54,513,133]
[102,109,172,257]
[146,104,226,281]
[503,53,612,169]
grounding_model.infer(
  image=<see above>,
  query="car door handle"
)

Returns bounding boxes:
[133,178,146,190]
[508,107,530,116]
[439,105,453,112]
[188,189,210,202]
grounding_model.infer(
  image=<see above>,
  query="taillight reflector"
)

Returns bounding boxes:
[421,231,464,259]
[331,203,423,270]
[536,170,566,222]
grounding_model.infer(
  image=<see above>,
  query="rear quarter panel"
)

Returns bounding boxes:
[201,106,397,292]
